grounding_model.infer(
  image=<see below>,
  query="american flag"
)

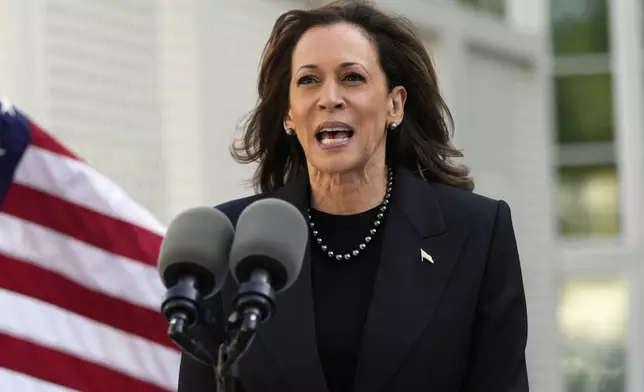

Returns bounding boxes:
[0,96,181,391]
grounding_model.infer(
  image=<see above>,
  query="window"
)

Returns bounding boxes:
[551,0,610,55]
[551,0,619,238]
[557,164,620,236]
[555,74,614,144]
[559,277,628,392]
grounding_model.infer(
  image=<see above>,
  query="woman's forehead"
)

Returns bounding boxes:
[291,23,378,69]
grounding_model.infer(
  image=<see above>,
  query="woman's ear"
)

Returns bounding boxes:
[387,86,407,126]
[284,110,295,133]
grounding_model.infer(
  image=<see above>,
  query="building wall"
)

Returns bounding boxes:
[1,0,166,220]
[158,0,209,222]
[197,0,306,209]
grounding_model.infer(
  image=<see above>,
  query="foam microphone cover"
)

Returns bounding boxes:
[157,206,235,298]
[229,198,307,293]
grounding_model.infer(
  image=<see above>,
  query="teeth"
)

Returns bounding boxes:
[320,136,349,145]
[319,128,351,133]
[316,127,353,146]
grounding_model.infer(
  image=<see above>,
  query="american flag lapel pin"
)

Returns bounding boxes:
[420,248,434,264]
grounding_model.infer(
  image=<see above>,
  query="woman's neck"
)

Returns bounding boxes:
[308,163,388,215]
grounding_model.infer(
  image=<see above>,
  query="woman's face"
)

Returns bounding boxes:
[285,23,406,176]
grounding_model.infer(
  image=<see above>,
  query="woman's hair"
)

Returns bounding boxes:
[232,0,473,192]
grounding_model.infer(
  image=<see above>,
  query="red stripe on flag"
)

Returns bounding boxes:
[0,254,176,350]
[2,184,161,266]
[28,122,80,161]
[0,332,170,392]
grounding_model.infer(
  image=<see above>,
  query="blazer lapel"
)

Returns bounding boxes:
[352,169,468,392]
[239,171,329,392]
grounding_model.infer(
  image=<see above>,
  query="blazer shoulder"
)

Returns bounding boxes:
[429,182,511,229]
[214,193,267,226]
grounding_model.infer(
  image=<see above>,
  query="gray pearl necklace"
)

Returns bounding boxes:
[308,167,394,261]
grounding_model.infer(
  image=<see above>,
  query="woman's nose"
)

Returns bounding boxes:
[317,82,346,110]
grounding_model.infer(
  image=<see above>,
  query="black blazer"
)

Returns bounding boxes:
[178,168,529,392]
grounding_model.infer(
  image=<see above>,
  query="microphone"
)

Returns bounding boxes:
[217,198,307,377]
[157,206,235,363]
[229,198,307,328]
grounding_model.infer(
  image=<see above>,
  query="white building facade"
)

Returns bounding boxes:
[1,0,641,391]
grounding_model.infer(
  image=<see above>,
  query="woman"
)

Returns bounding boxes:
[178,1,529,391]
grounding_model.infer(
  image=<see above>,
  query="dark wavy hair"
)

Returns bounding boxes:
[232,0,473,192]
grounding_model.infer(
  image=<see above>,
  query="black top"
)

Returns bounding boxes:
[309,206,385,392]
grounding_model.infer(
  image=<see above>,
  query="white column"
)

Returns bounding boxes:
[1,0,46,120]
[609,0,644,389]
[158,0,209,223]
[610,0,644,250]
[432,31,468,144]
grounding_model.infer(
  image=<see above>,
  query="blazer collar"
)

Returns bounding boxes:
[387,168,447,238]
[272,167,447,238]
[352,168,462,392]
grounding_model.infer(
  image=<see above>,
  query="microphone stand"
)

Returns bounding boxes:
[162,275,219,366]
[216,269,277,392]
[167,313,217,365]
[215,309,260,392]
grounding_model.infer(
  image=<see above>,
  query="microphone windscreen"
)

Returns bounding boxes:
[157,206,235,297]
[229,198,307,293]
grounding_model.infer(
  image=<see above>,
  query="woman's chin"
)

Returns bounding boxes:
[308,157,366,176]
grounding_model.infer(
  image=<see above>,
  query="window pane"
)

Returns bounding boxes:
[555,74,614,144]
[559,277,628,392]
[551,0,610,54]
[557,164,620,236]
[459,0,505,18]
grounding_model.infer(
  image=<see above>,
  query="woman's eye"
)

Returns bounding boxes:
[344,73,365,82]
[296,75,317,85]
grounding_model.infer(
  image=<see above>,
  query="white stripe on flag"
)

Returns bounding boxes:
[0,213,163,311]
[0,288,180,390]
[12,146,166,236]
[0,367,77,392]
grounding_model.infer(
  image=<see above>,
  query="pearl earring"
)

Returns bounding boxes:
[389,123,398,130]
[285,127,294,136]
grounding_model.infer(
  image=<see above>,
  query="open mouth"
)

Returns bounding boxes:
[315,128,355,146]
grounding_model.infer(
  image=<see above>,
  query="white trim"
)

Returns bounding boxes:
[554,54,611,76]
[609,0,644,254]
[560,249,636,275]
[557,142,615,166]
[610,0,644,385]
